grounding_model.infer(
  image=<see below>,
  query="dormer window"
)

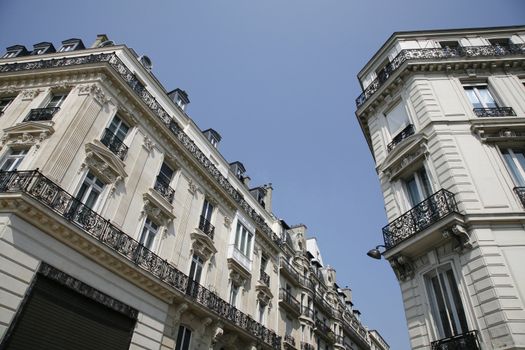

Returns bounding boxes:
[202,129,222,148]
[58,39,85,53]
[168,88,190,111]
[31,42,56,55]
[439,41,460,50]
[249,187,266,208]
[2,45,28,59]
[229,161,246,180]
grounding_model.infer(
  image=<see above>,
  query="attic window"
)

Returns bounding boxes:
[2,45,28,59]
[31,42,56,55]
[202,129,222,148]
[59,39,85,53]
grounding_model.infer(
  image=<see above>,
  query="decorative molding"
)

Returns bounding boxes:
[389,255,414,282]
[1,121,54,152]
[187,178,198,195]
[83,141,127,184]
[190,230,217,261]
[142,135,155,153]
[443,224,472,250]
[38,262,138,319]
[142,193,175,227]
[20,88,43,101]
[224,216,232,228]
[77,83,110,105]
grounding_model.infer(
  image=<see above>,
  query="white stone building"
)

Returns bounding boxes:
[0,35,387,350]
[356,26,525,349]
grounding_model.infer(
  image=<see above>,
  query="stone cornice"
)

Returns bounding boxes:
[0,53,283,250]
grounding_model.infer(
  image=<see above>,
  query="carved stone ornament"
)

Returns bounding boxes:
[1,121,54,152]
[20,88,43,100]
[187,178,198,195]
[224,216,232,228]
[77,83,110,105]
[141,197,174,227]
[442,224,472,250]
[229,271,247,288]
[83,141,127,184]
[171,303,189,335]
[190,231,217,261]
[380,134,428,181]
[256,286,273,305]
[142,136,155,152]
[211,323,224,345]
[389,255,415,282]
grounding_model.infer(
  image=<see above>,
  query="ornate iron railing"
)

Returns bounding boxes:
[279,288,301,314]
[260,269,270,287]
[514,187,525,208]
[387,124,415,152]
[198,215,215,239]
[473,107,516,118]
[0,53,283,248]
[280,258,300,282]
[356,44,525,108]
[382,189,459,249]
[284,334,296,347]
[154,175,175,203]
[431,330,480,350]
[0,170,281,348]
[23,107,60,122]
[301,342,315,350]
[100,128,128,160]
[315,318,333,335]
[342,310,370,345]
[298,275,316,291]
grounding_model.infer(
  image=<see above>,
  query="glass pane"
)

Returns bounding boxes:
[240,227,246,253]
[446,269,468,334]
[464,88,482,109]
[386,102,409,135]
[246,233,253,256]
[418,168,433,198]
[431,275,454,338]
[234,222,241,248]
[1,158,15,171]
[159,163,174,182]
[175,326,184,350]
[477,88,497,108]
[405,176,421,206]
[181,328,191,350]
[439,273,459,335]
[503,151,525,186]
[84,189,100,209]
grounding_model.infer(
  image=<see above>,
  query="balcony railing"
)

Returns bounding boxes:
[279,288,301,314]
[514,187,525,208]
[198,215,215,239]
[315,319,335,342]
[0,170,281,349]
[335,334,344,345]
[260,269,270,287]
[473,107,516,118]
[431,330,480,350]
[284,334,296,347]
[280,258,300,282]
[382,189,459,249]
[387,124,415,152]
[100,128,128,160]
[23,107,60,122]
[301,342,315,350]
[153,175,175,203]
[356,44,525,108]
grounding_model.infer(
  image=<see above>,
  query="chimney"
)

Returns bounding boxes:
[263,183,273,212]
[91,34,109,48]
[242,175,251,187]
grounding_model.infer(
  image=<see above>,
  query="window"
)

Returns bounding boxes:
[188,254,204,283]
[404,167,432,207]
[234,221,253,257]
[158,162,174,185]
[201,199,214,224]
[2,51,18,58]
[502,149,525,187]
[46,93,68,108]
[108,115,130,142]
[59,43,77,52]
[139,218,158,250]
[175,325,192,350]
[385,101,410,137]
[76,171,105,209]
[0,96,15,115]
[229,284,239,306]
[425,266,468,339]
[258,302,266,324]
[464,86,498,109]
[0,149,28,171]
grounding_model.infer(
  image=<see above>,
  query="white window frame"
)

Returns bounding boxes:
[501,148,525,187]
[188,254,204,283]
[107,114,130,142]
[257,301,267,325]
[139,218,159,251]
[229,283,240,307]
[384,100,411,139]
[2,50,20,58]
[234,220,254,257]
[201,198,214,223]
[76,171,106,211]
[0,149,28,171]
[403,167,433,207]
[424,264,469,340]
[175,325,192,350]
[45,92,68,108]
[0,96,15,114]
[59,43,77,52]
[463,85,498,109]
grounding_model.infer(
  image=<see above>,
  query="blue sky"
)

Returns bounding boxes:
[1,1,524,348]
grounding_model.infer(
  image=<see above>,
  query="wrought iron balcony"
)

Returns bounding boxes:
[283,334,296,347]
[100,128,128,160]
[260,269,270,287]
[431,330,480,350]
[473,107,516,118]
[153,175,175,203]
[24,107,60,122]
[280,258,300,282]
[301,342,315,350]
[382,189,459,249]
[0,170,281,349]
[514,187,525,208]
[387,124,415,152]
[198,215,215,239]
[356,44,525,108]
[279,288,301,314]
[315,318,335,342]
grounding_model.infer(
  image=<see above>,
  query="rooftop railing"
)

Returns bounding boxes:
[0,170,281,349]
[356,44,525,108]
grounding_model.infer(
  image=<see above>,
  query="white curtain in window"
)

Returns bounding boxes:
[385,102,409,136]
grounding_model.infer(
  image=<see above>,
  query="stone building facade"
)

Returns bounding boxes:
[356,26,525,349]
[0,35,387,350]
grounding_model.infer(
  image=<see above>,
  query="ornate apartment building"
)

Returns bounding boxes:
[0,35,387,350]
[357,26,525,349]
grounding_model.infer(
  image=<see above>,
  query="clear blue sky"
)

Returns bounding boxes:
[1,1,523,348]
